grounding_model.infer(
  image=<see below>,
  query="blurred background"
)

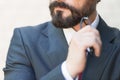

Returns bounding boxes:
[0,0,120,80]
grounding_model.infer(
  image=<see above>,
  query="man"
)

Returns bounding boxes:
[4,0,120,80]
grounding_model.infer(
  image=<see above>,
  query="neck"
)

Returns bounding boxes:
[73,11,97,31]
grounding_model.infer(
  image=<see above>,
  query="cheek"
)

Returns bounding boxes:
[76,0,96,10]
[64,0,79,8]
[71,0,87,9]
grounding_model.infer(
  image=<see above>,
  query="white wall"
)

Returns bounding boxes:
[97,0,120,28]
[0,0,120,80]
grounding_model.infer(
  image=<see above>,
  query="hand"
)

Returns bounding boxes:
[65,26,102,78]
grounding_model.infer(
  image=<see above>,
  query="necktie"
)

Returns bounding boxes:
[78,73,82,80]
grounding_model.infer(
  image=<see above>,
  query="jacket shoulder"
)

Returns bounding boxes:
[19,21,50,34]
[13,22,51,43]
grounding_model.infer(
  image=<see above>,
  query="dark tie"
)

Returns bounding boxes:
[78,73,82,80]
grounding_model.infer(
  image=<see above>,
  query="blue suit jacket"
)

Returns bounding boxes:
[4,17,120,80]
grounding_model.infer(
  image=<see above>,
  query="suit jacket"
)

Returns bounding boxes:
[4,17,120,80]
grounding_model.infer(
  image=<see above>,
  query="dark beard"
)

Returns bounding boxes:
[51,10,81,28]
[49,1,96,28]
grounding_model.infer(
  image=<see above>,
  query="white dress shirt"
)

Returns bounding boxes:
[61,14,100,80]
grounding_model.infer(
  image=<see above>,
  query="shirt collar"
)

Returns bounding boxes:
[63,14,99,44]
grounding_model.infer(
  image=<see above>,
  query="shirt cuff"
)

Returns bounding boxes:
[61,61,78,80]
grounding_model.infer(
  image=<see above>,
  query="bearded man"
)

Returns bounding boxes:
[4,0,120,80]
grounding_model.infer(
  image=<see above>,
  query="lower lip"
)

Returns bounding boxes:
[54,7,67,11]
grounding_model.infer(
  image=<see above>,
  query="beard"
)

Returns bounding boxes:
[49,1,96,28]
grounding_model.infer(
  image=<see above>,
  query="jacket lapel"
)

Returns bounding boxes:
[46,22,68,69]
[82,17,119,80]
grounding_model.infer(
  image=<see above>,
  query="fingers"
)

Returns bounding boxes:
[65,25,102,77]
[92,37,102,57]
[73,25,102,57]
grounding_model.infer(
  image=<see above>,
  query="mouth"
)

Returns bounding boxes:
[54,7,68,12]
[54,7,71,18]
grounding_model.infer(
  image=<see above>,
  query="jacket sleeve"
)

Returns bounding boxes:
[3,28,36,80]
[41,64,65,80]
[3,28,65,80]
